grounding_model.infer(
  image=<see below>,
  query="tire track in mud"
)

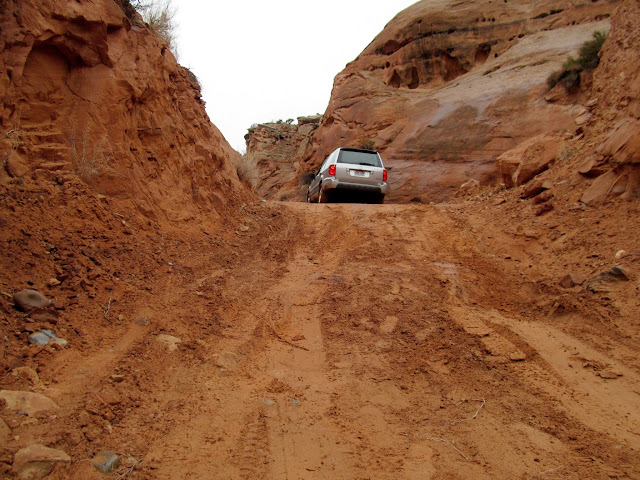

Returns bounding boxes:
[283,203,639,479]
[230,205,369,479]
[77,202,640,480]
[129,205,361,479]
[422,207,640,478]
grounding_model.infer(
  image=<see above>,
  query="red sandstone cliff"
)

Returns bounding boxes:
[572,0,640,205]
[298,0,622,202]
[0,0,246,222]
[244,115,321,199]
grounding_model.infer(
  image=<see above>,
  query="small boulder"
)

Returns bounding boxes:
[575,111,592,126]
[28,329,66,348]
[497,133,561,188]
[12,367,40,386]
[0,418,11,444]
[5,152,29,178]
[92,450,120,473]
[587,266,631,292]
[28,332,51,346]
[13,290,51,312]
[577,154,607,177]
[0,390,59,415]
[28,308,59,323]
[532,191,553,205]
[13,444,70,479]
[98,386,122,406]
[586,98,599,109]
[580,168,629,206]
[597,118,640,165]
[597,265,630,281]
[215,351,238,370]
[560,273,586,288]
[156,334,181,352]
[534,203,553,216]
[521,179,553,199]
[598,370,622,380]
[509,351,527,362]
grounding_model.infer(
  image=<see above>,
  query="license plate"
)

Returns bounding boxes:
[351,170,367,177]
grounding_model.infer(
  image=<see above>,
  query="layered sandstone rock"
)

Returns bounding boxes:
[245,116,320,199]
[0,0,245,222]
[297,0,620,202]
[497,133,562,188]
[577,0,640,206]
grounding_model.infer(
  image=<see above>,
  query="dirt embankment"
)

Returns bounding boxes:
[0,0,246,222]
[3,197,639,479]
[1,0,640,478]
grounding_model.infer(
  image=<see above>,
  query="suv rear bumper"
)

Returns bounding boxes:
[323,178,389,195]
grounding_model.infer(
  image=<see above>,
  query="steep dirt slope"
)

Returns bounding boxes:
[2,0,640,478]
[3,200,638,479]
[0,1,252,475]
[289,0,621,202]
[0,0,244,222]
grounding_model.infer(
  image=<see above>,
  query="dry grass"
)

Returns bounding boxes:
[141,0,177,53]
[4,108,22,152]
[70,124,113,182]
[235,152,259,189]
[359,139,375,150]
[122,0,178,54]
[556,142,576,162]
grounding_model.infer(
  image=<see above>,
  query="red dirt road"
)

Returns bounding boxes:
[2,200,640,479]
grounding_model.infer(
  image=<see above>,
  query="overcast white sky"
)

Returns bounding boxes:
[174,1,417,152]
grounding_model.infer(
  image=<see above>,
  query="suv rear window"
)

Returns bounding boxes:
[337,149,381,167]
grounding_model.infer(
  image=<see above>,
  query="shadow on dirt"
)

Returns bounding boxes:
[324,190,384,204]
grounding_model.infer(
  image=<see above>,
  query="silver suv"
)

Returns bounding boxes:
[306,147,389,204]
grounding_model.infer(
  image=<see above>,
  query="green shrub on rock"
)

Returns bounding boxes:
[547,31,607,92]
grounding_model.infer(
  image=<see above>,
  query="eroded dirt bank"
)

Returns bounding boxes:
[3,198,638,479]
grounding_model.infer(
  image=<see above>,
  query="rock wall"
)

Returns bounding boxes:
[298,0,621,203]
[0,0,245,222]
[245,115,320,199]
[575,0,640,205]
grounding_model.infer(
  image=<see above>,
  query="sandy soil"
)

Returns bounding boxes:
[3,195,638,479]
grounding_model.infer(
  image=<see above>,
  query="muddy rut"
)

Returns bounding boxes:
[9,202,639,479]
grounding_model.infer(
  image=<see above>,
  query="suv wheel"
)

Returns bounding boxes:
[318,185,327,204]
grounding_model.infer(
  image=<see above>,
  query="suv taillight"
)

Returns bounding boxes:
[328,165,336,176]
[383,170,388,181]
